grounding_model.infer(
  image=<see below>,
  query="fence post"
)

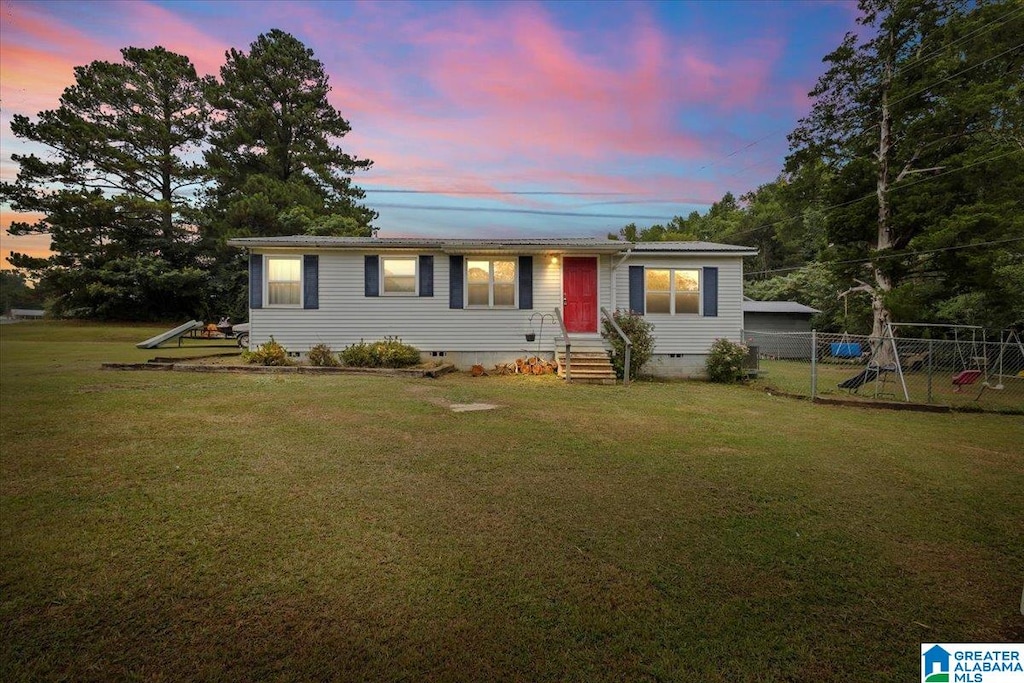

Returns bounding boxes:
[927,338,934,404]
[810,329,818,400]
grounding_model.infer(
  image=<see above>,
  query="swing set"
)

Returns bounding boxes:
[836,322,1023,402]
[836,322,909,401]
[884,323,1022,400]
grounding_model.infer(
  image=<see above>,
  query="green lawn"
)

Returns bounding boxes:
[2,321,1022,682]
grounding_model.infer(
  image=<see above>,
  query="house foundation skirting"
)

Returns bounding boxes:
[426,350,557,370]
[645,354,709,378]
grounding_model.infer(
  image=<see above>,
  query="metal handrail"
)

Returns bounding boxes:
[553,308,571,382]
[601,307,631,386]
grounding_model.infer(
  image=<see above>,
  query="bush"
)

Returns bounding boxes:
[600,309,655,380]
[705,338,749,383]
[340,337,421,368]
[242,337,291,366]
[307,343,339,367]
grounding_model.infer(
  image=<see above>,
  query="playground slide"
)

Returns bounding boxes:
[838,366,878,391]
[135,320,204,349]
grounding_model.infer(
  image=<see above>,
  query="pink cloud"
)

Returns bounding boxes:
[0,4,115,116]
[316,1,788,180]
[111,2,229,76]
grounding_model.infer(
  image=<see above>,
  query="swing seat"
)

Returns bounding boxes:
[952,369,982,392]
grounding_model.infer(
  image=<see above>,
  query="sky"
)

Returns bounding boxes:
[0,0,860,266]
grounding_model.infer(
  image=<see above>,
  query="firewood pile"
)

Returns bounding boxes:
[471,356,558,377]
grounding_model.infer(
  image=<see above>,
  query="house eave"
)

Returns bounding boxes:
[227,235,758,257]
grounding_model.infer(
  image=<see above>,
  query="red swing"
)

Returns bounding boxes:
[952,369,982,392]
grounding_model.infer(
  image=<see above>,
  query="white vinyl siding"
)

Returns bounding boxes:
[614,256,744,354]
[248,250,740,356]
[250,250,581,352]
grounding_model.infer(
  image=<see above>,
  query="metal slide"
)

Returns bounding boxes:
[135,320,204,349]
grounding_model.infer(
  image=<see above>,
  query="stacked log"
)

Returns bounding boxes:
[490,356,557,376]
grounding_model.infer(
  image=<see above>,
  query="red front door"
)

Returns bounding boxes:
[563,257,598,333]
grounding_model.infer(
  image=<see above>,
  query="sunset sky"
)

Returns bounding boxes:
[0,0,860,265]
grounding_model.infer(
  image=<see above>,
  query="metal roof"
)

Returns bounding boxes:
[630,241,758,255]
[742,300,820,314]
[227,235,758,256]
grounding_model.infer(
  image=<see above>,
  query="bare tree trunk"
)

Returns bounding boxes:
[870,25,897,367]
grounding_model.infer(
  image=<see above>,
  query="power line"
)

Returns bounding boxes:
[694,4,1022,178]
[370,202,676,221]
[720,147,1022,241]
[894,3,1022,77]
[708,5,1022,179]
[744,235,1024,278]
[366,189,635,196]
[887,40,1024,112]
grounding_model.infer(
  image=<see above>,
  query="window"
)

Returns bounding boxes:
[266,256,302,306]
[467,258,516,307]
[381,257,417,295]
[646,268,699,314]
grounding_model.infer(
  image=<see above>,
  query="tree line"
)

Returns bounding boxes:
[5,3,1022,332]
[612,0,1023,335]
[2,29,375,321]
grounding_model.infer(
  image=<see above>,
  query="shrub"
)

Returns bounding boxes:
[242,337,291,366]
[307,343,339,367]
[340,337,421,368]
[600,309,655,380]
[705,338,749,383]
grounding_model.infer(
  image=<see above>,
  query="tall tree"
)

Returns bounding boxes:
[788,0,1024,334]
[1,47,211,319]
[204,29,377,241]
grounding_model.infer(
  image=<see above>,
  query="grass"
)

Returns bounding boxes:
[756,358,1024,413]
[2,321,1023,681]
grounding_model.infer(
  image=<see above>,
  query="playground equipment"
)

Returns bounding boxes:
[976,328,1024,397]
[837,323,909,401]
[136,319,249,349]
[887,322,991,396]
[136,320,203,349]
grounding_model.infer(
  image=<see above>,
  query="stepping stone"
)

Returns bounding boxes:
[449,403,500,413]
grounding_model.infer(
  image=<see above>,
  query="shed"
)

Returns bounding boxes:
[742,298,820,359]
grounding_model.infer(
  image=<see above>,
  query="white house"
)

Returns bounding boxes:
[227,236,757,378]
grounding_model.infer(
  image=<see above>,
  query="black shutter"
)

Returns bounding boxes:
[518,255,533,310]
[249,254,263,310]
[419,255,434,297]
[703,266,718,317]
[449,255,464,309]
[364,255,379,297]
[303,255,319,309]
[628,266,645,314]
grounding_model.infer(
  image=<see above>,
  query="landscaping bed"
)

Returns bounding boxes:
[102,352,456,378]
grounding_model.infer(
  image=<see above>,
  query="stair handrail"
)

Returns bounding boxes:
[553,308,571,382]
[600,307,631,386]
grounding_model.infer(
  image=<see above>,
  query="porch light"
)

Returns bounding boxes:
[550,255,559,265]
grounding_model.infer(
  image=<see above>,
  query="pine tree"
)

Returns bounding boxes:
[1,47,211,319]
[204,29,376,241]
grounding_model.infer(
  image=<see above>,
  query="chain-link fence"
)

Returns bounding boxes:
[743,329,1024,412]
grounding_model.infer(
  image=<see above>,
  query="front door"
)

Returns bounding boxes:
[563,257,598,333]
